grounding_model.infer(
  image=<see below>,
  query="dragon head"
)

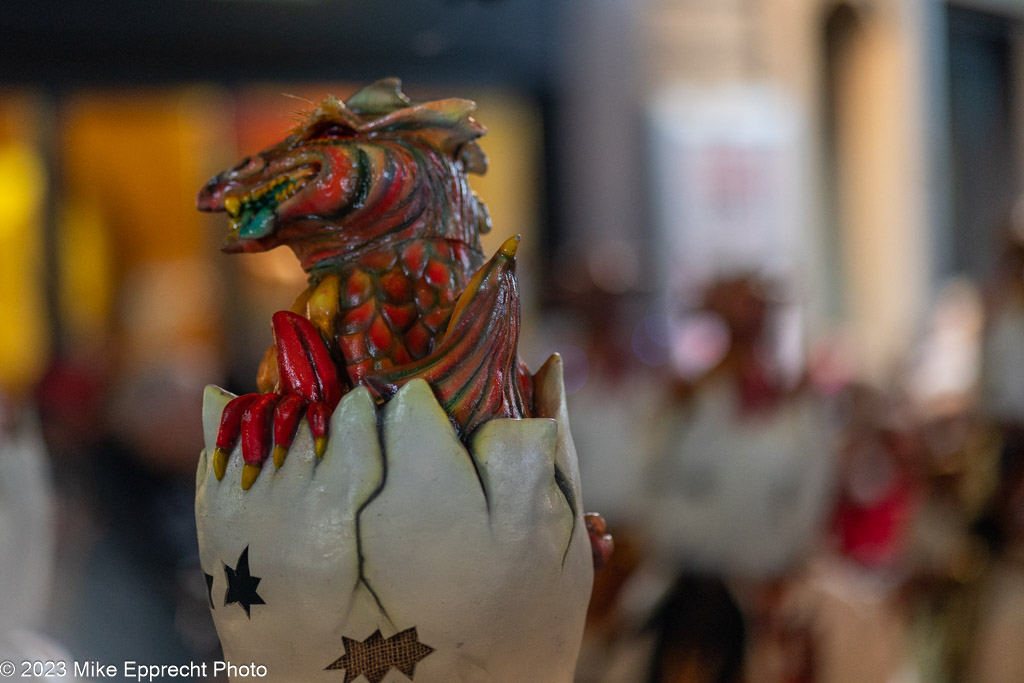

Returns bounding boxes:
[197,78,490,270]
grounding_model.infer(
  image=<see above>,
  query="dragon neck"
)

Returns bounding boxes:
[306,236,483,288]
[300,237,485,385]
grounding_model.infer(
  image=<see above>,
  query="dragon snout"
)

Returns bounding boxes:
[197,178,225,212]
[198,156,269,212]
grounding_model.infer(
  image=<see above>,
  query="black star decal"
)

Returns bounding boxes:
[204,571,215,609]
[325,627,434,682]
[223,546,265,618]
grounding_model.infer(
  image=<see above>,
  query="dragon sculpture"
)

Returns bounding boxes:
[194,80,616,683]
[197,78,611,568]
[198,80,531,481]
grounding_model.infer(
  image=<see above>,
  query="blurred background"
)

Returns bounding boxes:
[3,0,1024,680]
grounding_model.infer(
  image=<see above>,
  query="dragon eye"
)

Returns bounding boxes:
[307,122,356,141]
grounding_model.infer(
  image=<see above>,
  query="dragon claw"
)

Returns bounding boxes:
[306,401,331,459]
[272,444,288,469]
[213,448,231,481]
[241,393,280,466]
[212,312,343,488]
[214,389,337,488]
[214,393,260,481]
[272,311,342,407]
[241,463,263,491]
[272,393,307,467]
[584,512,614,571]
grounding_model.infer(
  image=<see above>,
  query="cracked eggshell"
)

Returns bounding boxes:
[195,355,593,683]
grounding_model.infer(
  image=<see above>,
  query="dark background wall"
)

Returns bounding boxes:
[0,0,558,89]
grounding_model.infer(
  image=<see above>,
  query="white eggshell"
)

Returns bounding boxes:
[195,355,593,682]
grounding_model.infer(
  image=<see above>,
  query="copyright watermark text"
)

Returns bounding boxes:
[0,660,268,680]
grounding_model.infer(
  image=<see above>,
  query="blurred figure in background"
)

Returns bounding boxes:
[643,275,836,578]
[582,273,837,683]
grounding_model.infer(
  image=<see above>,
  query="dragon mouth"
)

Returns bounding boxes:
[224,167,316,239]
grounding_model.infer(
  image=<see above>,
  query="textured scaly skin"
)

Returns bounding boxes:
[196,79,532,486]
[368,236,530,436]
[269,237,481,393]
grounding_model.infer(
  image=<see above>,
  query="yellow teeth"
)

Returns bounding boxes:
[222,175,307,222]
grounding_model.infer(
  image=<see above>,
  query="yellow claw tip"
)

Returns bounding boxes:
[241,463,262,490]
[273,444,288,469]
[213,448,229,481]
[499,234,521,259]
[314,436,328,459]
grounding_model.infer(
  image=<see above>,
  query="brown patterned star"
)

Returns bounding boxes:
[325,627,434,683]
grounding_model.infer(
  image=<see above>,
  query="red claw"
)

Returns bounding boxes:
[306,401,331,459]
[213,393,259,481]
[272,311,342,407]
[217,312,343,488]
[273,312,319,401]
[272,394,307,467]
[231,392,281,491]
[241,392,280,466]
[217,393,259,453]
